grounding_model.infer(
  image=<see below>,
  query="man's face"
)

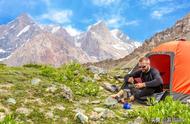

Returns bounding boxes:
[138,60,150,72]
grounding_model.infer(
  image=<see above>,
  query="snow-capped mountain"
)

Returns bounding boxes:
[0,13,41,61]
[0,14,141,66]
[76,21,141,61]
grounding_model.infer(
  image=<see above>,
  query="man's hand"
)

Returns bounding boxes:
[135,83,146,89]
[128,77,134,83]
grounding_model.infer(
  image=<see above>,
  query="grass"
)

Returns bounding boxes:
[0,63,189,124]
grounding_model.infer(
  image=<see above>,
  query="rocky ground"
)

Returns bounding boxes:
[0,62,146,124]
[1,63,189,124]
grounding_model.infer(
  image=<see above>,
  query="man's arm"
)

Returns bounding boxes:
[145,69,163,87]
[124,70,141,83]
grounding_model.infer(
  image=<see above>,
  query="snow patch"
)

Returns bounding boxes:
[112,43,127,50]
[75,41,81,47]
[0,49,6,53]
[51,26,60,33]
[0,36,5,40]
[17,25,30,37]
[133,42,142,47]
[65,25,82,36]
[0,54,12,61]
[10,25,15,29]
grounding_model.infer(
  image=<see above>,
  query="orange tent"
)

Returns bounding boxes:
[146,40,190,103]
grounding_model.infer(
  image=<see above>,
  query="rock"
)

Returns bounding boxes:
[0,112,6,121]
[99,109,115,119]
[94,74,101,81]
[104,97,118,107]
[90,112,101,121]
[93,107,106,113]
[88,65,107,75]
[91,100,101,104]
[187,99,190,104]
[0,89,11,97]
[61,117,69,123]
[103,82,119,92]
[16,107,32,116]
[51,104,65,111]
[73,70,80,75]
[0,83,14,89]
[129,117,144,124]
[75,112,88,124]
[46,84,57,93]
[7,98,16,105]
[45,111,54,119]
[0,103,10,114]
[31,78,41,85]
[80,99,89,105]
[60,84,73,101]
[82,76,92,83]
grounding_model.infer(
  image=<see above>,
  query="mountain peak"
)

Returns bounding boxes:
[15,13,35,24]
[87,20,107,31]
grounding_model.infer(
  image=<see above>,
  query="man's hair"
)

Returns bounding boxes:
[139,57,150,64]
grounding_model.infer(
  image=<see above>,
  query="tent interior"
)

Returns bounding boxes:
[148,54,172,90]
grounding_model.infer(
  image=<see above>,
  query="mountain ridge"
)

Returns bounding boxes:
[0,13,140,66]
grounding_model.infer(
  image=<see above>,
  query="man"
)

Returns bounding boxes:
[112,57,163,103]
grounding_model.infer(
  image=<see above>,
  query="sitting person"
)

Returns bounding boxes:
[112,57,163,103]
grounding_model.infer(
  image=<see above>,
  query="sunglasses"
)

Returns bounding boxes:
[138,65,146,69]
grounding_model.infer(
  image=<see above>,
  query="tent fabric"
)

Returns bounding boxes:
[151,41,190,97]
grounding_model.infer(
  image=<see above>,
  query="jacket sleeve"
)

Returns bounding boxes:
[145,69,163,87]
[124,70,141,83]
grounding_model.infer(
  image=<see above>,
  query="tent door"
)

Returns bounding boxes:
[146,52,174,90]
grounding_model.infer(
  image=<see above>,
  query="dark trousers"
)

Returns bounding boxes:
[122,82,156,103]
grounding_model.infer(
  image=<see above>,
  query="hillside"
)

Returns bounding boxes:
[89,13,190,70]
[0,63,190,124]
[0,63,138,123]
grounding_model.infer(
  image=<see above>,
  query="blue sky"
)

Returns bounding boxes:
[0,0,190,41]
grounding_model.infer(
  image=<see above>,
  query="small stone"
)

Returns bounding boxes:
[99,109,115,119]
[46,85,57,93]
[60,84,73,101]
[133,117,144,124]
[104,97,118,107]
[93,107,106,113]
[94,74,101,81]
[16,107,32,116]
[75,112,88,124]
[7,98,16,105]
[102,82,119,92]
[91,100,101,104]
[0,112,6,121]
[51,104,65,111]
[31,78,41,85]
[82,76,92,83]
[90,112,101,121]
[80,99,89,105]
[187,99,190,104]
[88,66,107,75]
[45,111,54,119]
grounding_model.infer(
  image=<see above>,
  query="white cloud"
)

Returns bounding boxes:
[91,0,119,6]
[106,17,122,28]
[64,25,82,36]
[151,7,174,19]
[40,10,73,24]
[104,15,139,28]
[125,20,139,26]
[140,0,173,6]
